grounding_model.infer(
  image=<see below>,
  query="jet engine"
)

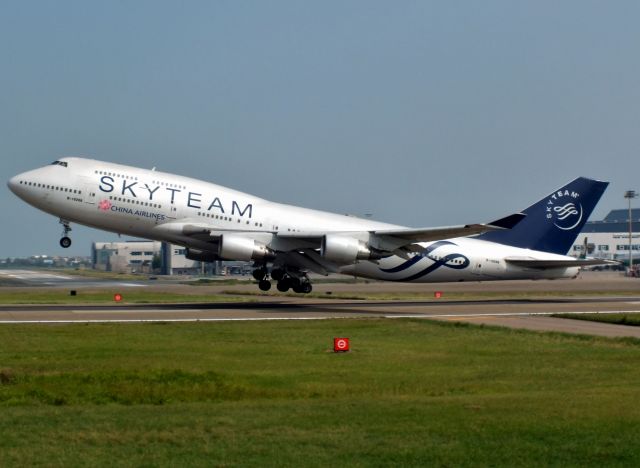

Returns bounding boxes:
[321,234,373,264]
[218,234,270,261]
[185,248,220,262]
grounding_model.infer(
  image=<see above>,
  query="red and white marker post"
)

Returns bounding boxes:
[333,337,350,352]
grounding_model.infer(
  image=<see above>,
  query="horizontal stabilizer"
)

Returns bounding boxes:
[505,257,618,269]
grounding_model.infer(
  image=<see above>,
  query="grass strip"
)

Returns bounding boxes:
[0,290,253,304]
[1,319,640,466]
[553,312,640,327]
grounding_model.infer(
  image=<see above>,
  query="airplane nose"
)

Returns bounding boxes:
[7,175,20,194]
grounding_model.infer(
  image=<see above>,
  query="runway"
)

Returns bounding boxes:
[2,296,640,338]
[1,269,639,337]
[0,269,149,288]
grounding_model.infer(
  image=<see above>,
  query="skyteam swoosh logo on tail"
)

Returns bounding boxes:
[380,241,469,282]
[554,203,578,220]
[546,189,584,231]
[545,189,583,231]
[552,202,583,230]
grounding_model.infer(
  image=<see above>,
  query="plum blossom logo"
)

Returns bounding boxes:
[98,199,112,211]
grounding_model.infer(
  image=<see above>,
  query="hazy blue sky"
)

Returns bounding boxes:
[1,1,639,258]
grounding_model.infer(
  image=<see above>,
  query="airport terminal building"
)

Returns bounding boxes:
[91,241,249,276]
[571,208,640,264]
[92,241,201,275]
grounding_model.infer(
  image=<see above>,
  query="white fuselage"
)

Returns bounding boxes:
[8,157,579,282]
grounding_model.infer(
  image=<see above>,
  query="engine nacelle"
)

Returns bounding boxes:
[218,234,270,261]
[321,234,372,264]
[185,248,220,262]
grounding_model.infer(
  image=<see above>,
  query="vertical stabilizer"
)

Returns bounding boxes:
[477,177,608,255]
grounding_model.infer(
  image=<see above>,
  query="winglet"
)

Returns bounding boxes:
[486,213,526,230]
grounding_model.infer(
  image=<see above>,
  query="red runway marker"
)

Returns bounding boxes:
[333,337,350,352]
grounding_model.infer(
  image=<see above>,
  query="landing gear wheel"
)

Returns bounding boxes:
[293,281,312,294]
[276,279,290,292]
[258,279,272,291]
[59,219,72,248]
[271,268,285,281]
[252,268,267,281]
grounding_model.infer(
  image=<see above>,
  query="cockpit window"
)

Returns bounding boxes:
[50,160,68,167]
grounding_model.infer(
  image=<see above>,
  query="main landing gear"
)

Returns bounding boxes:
[59,219,72,248]
[252,266,313,294]
[252,266,272,291]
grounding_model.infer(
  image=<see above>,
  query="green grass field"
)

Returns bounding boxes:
[0,290,255,304]
[554,313,640,327]
[1,319,640,466]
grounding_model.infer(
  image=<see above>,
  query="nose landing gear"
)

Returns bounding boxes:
[59,219,72,248]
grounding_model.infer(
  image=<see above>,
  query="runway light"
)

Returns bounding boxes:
[333,337,350,352]
[114,293,123,302]
[434,291,443,299]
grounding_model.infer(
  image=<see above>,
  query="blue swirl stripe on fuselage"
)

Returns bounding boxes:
[379,240,470,281]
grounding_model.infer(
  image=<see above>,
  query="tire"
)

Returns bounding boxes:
[60,237,72,248]
[258,279,272,291]
[271,268,285,281]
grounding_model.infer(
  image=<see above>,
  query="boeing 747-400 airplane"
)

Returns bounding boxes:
[8,158,611,293]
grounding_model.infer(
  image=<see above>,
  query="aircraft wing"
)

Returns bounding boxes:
[154,212,526,265]
[156,212,524,244]
[504,257,619,269]
[371,213,525,243]
[154,222,265,240]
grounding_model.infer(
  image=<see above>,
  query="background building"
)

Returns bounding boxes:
[571,209,640,265]
[92,241,201,275]
[92,241,161,273]
[160,244,202,276]
[92,241,253,276]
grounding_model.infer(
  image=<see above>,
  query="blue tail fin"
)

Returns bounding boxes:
[477,177,609,255]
